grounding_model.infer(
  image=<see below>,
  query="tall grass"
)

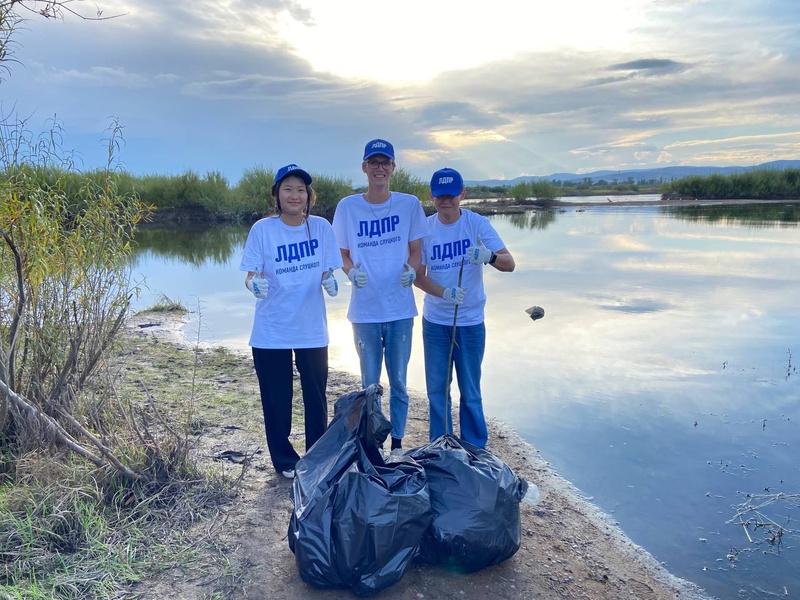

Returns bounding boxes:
[662,168,800,200]
[0,465,145,599]
[66,166,422,220]
[308,172,354,220]
[390,166,430,200]
[1,165,361,222]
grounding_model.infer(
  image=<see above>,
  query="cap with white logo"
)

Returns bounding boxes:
[430,167,464,197]
[272,164,312,195]
[363,139,395,161]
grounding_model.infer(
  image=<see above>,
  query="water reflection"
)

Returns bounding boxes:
[129,202,800,600]
[506,210,558,230]
[134,224,249,266]
[664,203,800,227]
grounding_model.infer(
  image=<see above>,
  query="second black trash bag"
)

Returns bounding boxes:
[288,384,433,596]
[408,434,529,573]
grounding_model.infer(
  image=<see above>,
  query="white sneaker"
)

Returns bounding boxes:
[389,448,404,460]
[281,469,295,479]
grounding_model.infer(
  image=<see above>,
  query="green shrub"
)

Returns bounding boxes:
[311,173,354,219]
[390,166,429,202]
[231,166,275,217]
[508,181,530,202]
[530,180,560,203]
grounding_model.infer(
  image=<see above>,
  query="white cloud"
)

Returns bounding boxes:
[1,0,798,181]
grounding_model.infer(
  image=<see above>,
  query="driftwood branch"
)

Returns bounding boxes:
[56,393,142,480]
[0,376,142,480]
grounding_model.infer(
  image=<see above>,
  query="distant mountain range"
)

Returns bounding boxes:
[465,160,800,187]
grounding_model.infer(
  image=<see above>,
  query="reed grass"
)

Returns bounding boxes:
[662,168,800,200]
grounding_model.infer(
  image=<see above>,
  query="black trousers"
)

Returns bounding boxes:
[251,346,329,473]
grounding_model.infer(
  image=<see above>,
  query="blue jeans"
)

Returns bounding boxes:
[422,318,487,447]
[352,318,413,440]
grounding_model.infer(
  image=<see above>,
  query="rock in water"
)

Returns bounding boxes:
[525,306,545,321]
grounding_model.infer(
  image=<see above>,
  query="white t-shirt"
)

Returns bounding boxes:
[421,208,506,326]
[333,192,429,323]
[239,215,343,349]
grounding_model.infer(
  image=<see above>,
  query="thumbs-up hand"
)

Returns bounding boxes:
[348,262,368,288]
[468,237,493,265]
[247,276,269,299]
[322,268,339,296]
[399,262,416,287]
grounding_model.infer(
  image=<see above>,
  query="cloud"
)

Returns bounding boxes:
[39,65,178,88]
[606,58,691,73]
[1,0,799,181]
[411,101,508,131]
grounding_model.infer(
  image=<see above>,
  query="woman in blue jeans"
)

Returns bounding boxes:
[414,168,516,448]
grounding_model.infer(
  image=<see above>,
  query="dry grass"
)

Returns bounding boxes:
[0,311,250,599]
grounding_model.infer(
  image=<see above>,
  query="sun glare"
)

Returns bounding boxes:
[429,130,508,148]
[278,0,644,83]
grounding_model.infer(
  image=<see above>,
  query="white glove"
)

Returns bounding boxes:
[442,286,466,305]
[246,276,269,299]
[348,262,368,288]
[468,238,493,265]
[400,262,416,287]
[321,268,338,297]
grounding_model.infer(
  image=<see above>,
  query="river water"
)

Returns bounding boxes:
[130,201,800,599]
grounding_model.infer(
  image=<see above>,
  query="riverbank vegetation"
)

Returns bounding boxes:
[507,179,562,205]
[0,124,242,598]
[13,164,798,227]
[0,164,425,223]
[661,168,800,200]
[4,141,797,226]
[0,164,563,225]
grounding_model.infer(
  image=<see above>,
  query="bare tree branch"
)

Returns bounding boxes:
[2,1,123,22]
[0,228,25,429]
[1,1,125,81]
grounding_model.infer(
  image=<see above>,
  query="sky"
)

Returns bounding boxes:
[1,0,799,185]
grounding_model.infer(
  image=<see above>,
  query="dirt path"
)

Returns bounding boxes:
[128,315,713,600]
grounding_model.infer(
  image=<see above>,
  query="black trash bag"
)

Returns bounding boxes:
[288,384,432,596]
[407,434,528,573]
[326,383,392,466]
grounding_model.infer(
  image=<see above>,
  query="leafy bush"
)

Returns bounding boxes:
[390,166,430,203]
[508,181,530,202]
[530,180,560,204]
[231,166,275,217]
[311,173,355,219]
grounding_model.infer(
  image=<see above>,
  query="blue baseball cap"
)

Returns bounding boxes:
[272,164,312,194]
[430,168,465,197]
[363,139,395,161]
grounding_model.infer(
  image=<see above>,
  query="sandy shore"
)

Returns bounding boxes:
[128,313,714,599]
